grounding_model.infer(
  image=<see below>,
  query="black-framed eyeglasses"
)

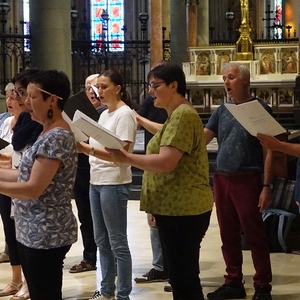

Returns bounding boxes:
[148,81,165,90]
[12,89,25,98]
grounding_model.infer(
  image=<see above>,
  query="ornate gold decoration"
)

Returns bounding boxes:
[236,0,253,60]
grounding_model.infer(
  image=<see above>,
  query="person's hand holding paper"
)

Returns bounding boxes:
[105,147,128,164]
[72,110,127,149]
[224,100,286,136]
[257,133,281,151]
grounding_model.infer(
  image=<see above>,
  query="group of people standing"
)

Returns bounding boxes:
[0,68,77,300]
[105,62,275,300]
[0,66,138,300]
[1,60,295,300]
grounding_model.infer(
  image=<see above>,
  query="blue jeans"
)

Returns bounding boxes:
[147,214,164,271]
[90,184,132,300]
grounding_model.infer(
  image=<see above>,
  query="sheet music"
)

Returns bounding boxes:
[224,100,286,136]
[72,110,127,149]
[62,111,88,142]
[64,91,99,121]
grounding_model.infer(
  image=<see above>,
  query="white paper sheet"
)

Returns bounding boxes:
[224,100,286,137]
[62,111,88,142]
[72,110,126,149]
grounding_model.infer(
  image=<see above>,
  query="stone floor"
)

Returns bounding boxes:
[1,201,300,299]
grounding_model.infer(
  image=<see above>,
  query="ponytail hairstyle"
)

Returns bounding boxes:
[101,69,132,108]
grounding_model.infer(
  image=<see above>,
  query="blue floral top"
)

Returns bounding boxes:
[14,128,78,249]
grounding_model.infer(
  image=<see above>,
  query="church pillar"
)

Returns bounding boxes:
[170,0,189,65]
[150,0,163,65]
[162,0,170,36]
[198,0,209,45]
[186,0,199,47]
[29,0,72,81]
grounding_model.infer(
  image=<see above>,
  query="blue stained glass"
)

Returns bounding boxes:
[23,0,30,51]
[91,0,124,51]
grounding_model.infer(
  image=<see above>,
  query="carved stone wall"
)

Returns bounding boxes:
[185,42,299,111]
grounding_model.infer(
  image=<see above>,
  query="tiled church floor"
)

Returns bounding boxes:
[1,200,300,299]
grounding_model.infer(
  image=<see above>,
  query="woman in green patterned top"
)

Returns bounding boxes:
[106,62,213,300]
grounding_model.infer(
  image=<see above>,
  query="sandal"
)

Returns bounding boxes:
[69,260,97,273]
[0,281,22,297]
[10,282,30,300]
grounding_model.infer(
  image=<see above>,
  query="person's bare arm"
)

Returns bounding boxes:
[258,148,274,212]
[0,168,19,182]
[0,156,61,199]
[135,111,164,135]
[106,145,184,173]
[77,140,132,162]
[204,128,216,145]
[0,152,12,169]
[257,133,300,157]
[0,152,12,161]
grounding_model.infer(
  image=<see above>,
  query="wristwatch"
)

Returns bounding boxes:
[89,147,95,156]
[263,183,274,190]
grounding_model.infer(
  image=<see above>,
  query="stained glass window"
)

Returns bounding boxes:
[91,0,124,51]
[23,0,30,51]
[273,0,282,39]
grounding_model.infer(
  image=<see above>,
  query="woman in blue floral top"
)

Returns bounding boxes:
[0,70,77,300]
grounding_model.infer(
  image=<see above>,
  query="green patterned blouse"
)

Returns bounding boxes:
[140,105,213,216]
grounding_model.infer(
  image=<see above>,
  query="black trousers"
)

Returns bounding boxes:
[18,242,71,300]
[0,194,20,265]
[155,211,211,300]
[73,167,97,265]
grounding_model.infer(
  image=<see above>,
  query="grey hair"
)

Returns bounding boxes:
[223,62,250,89]
[4,82,14,92]
[85,74,100,87]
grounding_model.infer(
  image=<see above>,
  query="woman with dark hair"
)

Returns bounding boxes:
[77,69,136,300]
[0,69,78,300]
[106,62,214,300]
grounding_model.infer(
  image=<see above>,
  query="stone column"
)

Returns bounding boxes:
[198,0,209,45]
[162,0,170,36]
[29,0,72,81]
[150,0,163,66]
[272,88,278,108]
[170,0,189,65]
[186,0,199,47]
[204,89,210,112]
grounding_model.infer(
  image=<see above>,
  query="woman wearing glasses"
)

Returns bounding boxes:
[0,82,27,298]
[106,62,214,300]
[0,70,78,300]
[0,70,43,300]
